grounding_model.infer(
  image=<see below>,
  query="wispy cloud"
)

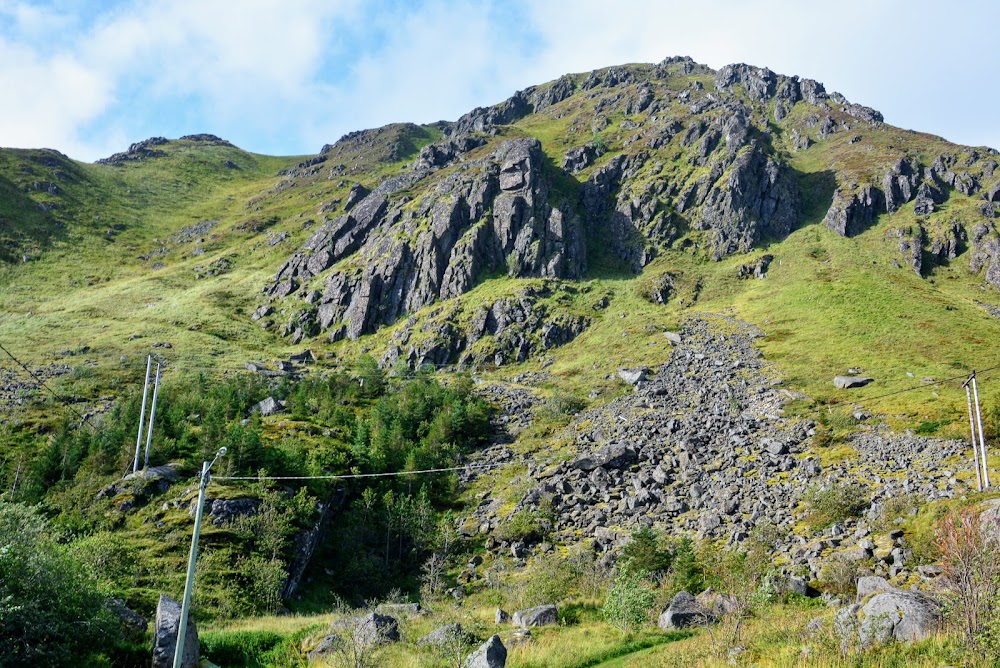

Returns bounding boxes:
[0,0,996,161]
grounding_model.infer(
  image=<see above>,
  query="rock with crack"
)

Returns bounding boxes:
[463,634,507,668]
[855,591,941,645]
[151,594,198,668]
[512,604,558,628]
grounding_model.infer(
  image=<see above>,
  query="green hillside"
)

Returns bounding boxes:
[2,59,1000,667]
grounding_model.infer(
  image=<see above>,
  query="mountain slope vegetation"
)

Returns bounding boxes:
[1,57,1000,667]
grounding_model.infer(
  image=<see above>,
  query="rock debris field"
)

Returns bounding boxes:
[466,315,972,582]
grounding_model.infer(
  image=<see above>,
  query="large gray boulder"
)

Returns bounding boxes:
[418,623,471,647]
[151,594,198,668]
[571,443,636,471]
[834,376,874,389]
[252,396,285,417]
[857,591,941,644]
[337,612,400,647]
[856,576,893,600]
[618,367,649,385]
[658,591,714,630]
[463,634,507,668]
[512,604,558,627]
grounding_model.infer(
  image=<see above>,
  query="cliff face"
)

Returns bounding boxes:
[265,138,586,345]
[258,57,1000,362]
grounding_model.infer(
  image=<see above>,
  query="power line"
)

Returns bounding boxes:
[0,341,99,430]
[213,462,507,482]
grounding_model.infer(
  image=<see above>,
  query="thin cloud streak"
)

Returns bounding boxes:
[0,0,996,161]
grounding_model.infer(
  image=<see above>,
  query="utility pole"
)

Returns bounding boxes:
[965,379,984,492]
[972,372,991,490]
[173,447,226,668]
[133,355,153,474]
[143,363,161,470]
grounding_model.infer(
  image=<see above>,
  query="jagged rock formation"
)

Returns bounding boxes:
[265,138,586,343]
[379,283,591,368]
[258,56,1000,359]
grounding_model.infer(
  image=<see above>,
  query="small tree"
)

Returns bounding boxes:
[603,566,655,633]
[0,503,119,666]
[935,507,1000,657]
[622,526,672,575]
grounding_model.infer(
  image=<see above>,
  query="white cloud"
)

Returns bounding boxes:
[0,0,996,160]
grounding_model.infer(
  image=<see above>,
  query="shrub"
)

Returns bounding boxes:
[935,507,1000,658]
[495,507,552,543]
[0,503,119,667]
[804,482,871,530]
[200,630,286,667]
[603,567,656,633]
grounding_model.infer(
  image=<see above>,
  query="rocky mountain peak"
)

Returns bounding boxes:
[256,57,1000,362]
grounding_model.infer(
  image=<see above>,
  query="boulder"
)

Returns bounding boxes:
[495,608,510,624]
[463,634,507,668]
[351,612,401,646]
[151,594,198,668]
[512,604,558,628]
[618,367,649,385]
[418,623,470,646]
[857,591,941,645]
[833,376,874,389]
[251,396,285,416]
[658,591,713,630]
[318,612,400,653]
[572,443,636,471]
[856,576,893,600]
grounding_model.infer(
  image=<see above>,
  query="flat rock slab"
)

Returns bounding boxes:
[834,376,874,389]
[512,604,558,627]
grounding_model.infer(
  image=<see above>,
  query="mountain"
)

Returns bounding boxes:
[2,57,1000,667]
[3,57,998,418]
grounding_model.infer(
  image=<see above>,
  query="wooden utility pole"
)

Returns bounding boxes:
[965,380,984,492]
[174,447,226,668]
[964,371,992,491]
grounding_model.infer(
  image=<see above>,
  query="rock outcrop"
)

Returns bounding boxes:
[264,138,586,343]
[151,594,198,668]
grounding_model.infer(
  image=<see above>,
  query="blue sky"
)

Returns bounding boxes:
[1,0,997,162]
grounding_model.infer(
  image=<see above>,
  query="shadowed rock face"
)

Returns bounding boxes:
[259,57,1000,359]
[151,594,198,668]
[266,138,586,343]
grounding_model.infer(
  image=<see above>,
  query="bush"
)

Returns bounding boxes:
[935,507,1000,659]
[603,566,656,633]
[495,507,552,543]
[0,503,119,667]
[804,482,871,529]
